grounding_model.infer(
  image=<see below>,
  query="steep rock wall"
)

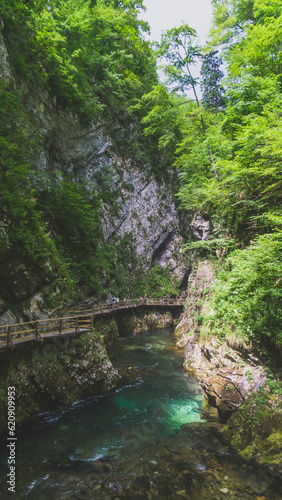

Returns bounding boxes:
[22,86,186,276]
[176,260,267,422]
[0,26,187,321]
[0,332,119,434]
[175,259,282,474]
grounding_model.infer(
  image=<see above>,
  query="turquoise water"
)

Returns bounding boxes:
[0,327,281,499]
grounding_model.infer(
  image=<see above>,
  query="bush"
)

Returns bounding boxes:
[208,231,282,346]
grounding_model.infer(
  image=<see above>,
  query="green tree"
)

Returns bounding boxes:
[156,24,201,100]
[208,230,282,347]
[153,24,220,180]
[174,0,282,350]
[200,49,226,113]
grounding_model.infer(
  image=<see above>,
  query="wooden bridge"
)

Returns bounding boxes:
[0,298,185,350]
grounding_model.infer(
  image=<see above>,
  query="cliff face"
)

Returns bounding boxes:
[176,260,267,422]
[175,259,282,474]
[25,88,186,272]
[0,26,187,322]
[0,331,119,434]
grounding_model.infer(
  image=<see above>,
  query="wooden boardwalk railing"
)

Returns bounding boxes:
[0,298,185,350]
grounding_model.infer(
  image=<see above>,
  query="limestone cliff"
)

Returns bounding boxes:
[175,258,282,473]
[0,331,119,434]
[0,25,188,323]
[176,260,267,420]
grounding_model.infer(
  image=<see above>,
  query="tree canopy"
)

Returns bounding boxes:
[140,0,282,348]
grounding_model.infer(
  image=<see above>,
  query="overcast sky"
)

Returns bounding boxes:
[140,0,214,96]
[141,0,213,44]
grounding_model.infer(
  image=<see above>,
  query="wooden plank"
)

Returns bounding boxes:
[41,328,89,337]
[59,327,89,333]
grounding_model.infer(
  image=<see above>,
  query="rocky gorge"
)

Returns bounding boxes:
[0,21,188,325]
[0,307,181,435]
[0,14,187,438]
[0,2,282,495]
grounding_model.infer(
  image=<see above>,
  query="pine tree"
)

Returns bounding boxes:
[200,49,225,113]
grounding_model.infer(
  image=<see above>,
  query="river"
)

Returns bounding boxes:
[0,327,281,499]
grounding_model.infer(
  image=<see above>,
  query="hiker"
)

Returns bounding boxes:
[112,296,116,305]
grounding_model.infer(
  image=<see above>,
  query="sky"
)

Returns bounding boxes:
[140,0,214,96]
[141,0,214,45]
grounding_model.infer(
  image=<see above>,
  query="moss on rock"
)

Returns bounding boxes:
[221,384,282,473]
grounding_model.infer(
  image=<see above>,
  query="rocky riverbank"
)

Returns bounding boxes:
[175,259,282,475]
[0,309,181,435]
[0,332,119,434]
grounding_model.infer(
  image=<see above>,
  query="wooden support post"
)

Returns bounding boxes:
[7,326,13,348]
[35,321,39,339]
[35,321,41,340]
[75,317,79,334]
[59,319,63,335]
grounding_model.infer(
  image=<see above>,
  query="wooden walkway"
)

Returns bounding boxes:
[0,298,185,350]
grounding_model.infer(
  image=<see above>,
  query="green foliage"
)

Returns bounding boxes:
[200,49,226,112]
[2,0,157,125]
[155,24,201,95]
[38,181,102,286]
[161,0,282,350]
[133,264,181,299]
[222,379,282,466]
[266,370,282,396]
[182,236,235,255]
[208,232,282,346]
[195,314,204,325]
[140,85,194,169]
[0,81,69,286]
[71,333,93,347]
[142,23,220,185]
[178,74,282,240]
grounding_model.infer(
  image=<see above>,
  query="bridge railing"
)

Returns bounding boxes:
[69,297,184,315]
[0,314,94,349]
[0,297,185,349]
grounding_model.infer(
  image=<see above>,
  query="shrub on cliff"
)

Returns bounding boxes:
[207,230,282,347]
